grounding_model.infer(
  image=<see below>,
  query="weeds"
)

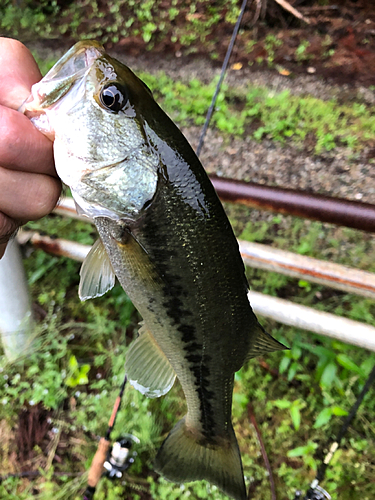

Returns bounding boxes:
[264,34,282,68]
[0,0,240,48]
[137,70,375,153]
[295,40,312,63]
[3,209,374,499]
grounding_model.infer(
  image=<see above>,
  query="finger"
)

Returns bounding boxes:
[0,38,42,110]
[0,105,55,176]
[0,166,61,220]
[0,211,19,259]
[0,212,19,245]
[0,242,8,259]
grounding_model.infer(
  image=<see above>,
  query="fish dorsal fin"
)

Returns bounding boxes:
[125,323,176,398]
[79,238,116,301]
[246,323,287,361]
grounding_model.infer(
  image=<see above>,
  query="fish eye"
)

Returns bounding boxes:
[99,83,128,113]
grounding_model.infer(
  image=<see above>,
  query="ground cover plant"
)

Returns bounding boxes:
[1,0,375,86]
[1,34,375,500]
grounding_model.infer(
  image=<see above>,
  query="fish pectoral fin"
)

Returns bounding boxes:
[155,418,247,500]
[246,323,288,360]
[125,324,176,398]
[79,238,116,301]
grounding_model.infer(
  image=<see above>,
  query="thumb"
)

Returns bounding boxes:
[0,38,42,110]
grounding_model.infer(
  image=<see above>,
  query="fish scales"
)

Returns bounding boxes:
[95,169,252,438]
[22,41,286,500]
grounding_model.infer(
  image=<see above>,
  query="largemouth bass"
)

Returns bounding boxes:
[22,41,285,500]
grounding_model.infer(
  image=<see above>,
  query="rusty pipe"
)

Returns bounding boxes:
[17,231,90,262]
[249,291,375,352]
[239,240,375,300]
[15,231,375,351]
[52,200,375,299]
[57,181,375,234]
[210,175,375,233]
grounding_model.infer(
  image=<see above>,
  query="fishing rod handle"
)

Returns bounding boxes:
[88,437,111,487]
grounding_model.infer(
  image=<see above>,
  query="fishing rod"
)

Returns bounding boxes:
[196,0,250,157]
[0,374,139,496]
[293,364,375,500]
[82,373,139,500]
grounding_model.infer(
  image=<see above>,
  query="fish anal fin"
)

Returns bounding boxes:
[125,324,176,398]
[246,323,288,361]
[155,417,246,500]
[79,238,116,301]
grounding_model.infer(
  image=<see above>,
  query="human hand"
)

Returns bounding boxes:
[0,38,61,258]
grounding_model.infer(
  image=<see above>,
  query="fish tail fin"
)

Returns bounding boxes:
[154,417,246,500]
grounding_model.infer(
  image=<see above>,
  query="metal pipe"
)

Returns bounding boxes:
[17,231,90,262]
[239,240,375,300]
[210,175,375,233]
[0,239,35,361]
[249,291,375,352]
[49,204,375,300]
[54,197,90,222]
[17,232,375,352]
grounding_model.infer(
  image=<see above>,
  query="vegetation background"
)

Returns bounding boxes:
[0,1,374,499]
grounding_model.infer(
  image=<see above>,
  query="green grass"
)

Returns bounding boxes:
[137,71,375,153]
[0,0,241,47]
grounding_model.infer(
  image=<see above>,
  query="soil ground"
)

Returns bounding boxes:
[108,0,375,87]
[110,0,375,203]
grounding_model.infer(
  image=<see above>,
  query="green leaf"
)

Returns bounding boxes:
[314,407,332,428]
[80,365,91,376]
[287,361,299,381]
[297,241,311,255]
[290,405,301,430]
[273,399,291,409]
[336,354,363,375]
[68,355,78,370]
[331,406,348,417]
[65,376,77,388]
[279,356,291,374]
[76,374,89,385]
[291,344,302,360]
[320,362,337,388]
[287,442,317,457]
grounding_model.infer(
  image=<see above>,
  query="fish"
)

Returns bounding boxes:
[21,41,286,500]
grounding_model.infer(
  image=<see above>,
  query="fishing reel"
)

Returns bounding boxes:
[293,480,331,500]
[103,434,140,480]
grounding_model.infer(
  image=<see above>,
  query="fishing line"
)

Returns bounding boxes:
[196,0,250,157]
[293,363,375,500]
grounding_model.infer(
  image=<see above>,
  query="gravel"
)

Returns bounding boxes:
[116,52,375,205]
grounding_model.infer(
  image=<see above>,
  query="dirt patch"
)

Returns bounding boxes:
[33,1,375,87]
[107,0,375,87]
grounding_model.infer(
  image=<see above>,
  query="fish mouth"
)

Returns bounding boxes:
[19,41,105,129]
